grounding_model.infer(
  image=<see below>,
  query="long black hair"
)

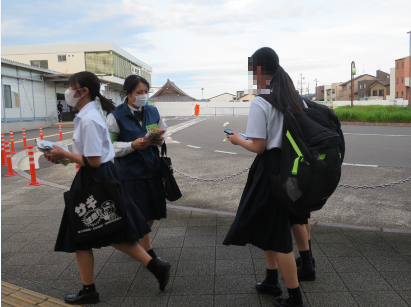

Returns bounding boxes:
[249,47,305,116]
[122,75,150,98]
[68,71,116,112]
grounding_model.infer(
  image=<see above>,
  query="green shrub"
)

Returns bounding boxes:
[333,105,411,123]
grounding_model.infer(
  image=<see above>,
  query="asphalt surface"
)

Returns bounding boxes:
[170,116,411,168]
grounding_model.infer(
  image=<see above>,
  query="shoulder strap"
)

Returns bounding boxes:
[160,143,167,157]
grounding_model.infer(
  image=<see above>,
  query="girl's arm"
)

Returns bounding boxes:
[45,145,102,168]
[227,132,266,155]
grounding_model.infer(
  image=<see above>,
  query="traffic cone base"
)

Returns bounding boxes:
[5,172,18,177]
[26,181,42,186]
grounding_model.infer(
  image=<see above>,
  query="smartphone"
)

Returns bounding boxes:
[224,129,248,140]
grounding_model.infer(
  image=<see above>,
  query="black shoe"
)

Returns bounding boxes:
[275,297,305,307]
[255,281,282,296]
[295,256,315,268]
[297,265,316,282]
[147,257,171,291]
[64,290,100,305]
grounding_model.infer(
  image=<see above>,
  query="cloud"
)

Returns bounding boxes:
[2,0,410,99]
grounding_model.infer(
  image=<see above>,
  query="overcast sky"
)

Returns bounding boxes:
[2,0,410,99]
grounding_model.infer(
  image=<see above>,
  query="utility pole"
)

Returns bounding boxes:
[407,31,411,104]
[306,83,310,99]
[314,79,319,100]
[351,61,356,108]
[299,73,305,96]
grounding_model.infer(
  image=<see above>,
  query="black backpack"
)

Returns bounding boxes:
[259,94,345,215]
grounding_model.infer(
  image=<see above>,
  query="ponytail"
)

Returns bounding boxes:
[250,47,305,116]
[97,93,116,112]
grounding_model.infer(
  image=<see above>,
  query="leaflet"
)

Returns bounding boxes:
[36,139,71,166]
[142,127,166,142]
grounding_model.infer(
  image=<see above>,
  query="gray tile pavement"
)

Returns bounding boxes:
[2,179,411,307]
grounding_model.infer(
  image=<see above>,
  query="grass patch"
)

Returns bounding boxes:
[333,105,411,123]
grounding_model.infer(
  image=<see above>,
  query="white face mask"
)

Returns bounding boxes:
[65,88,84,107]
[131,94,149,108]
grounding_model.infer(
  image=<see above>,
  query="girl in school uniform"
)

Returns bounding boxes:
[45,71,170,305]
[223,47,309,307]
[105,75,168,263]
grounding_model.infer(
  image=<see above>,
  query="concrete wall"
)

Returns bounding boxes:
[152,99,409,118]
[154,101,251,117]
[333,100,408,108]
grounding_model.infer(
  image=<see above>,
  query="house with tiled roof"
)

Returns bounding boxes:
[149,79,196,102]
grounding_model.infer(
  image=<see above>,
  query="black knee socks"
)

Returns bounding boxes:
[308,239,313,258]
[263,268,279,285]
[147,249,157,259]
[298,250,313,270]
[287,287,303,305]
[79,283,96,295]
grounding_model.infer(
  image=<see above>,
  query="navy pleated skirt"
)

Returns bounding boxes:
[122,176,167,222]
[54,161,151,253]
[223,148,309,254]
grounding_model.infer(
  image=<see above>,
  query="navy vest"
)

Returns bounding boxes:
[111,100,161,180]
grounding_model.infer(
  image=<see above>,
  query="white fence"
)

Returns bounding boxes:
[153,99,409,117]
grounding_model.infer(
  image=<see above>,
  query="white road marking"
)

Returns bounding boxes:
[173,141,181,143]
[223,122,229,127]
[187,145,201,148]
[342,163,378,167]
[214,150,237,155]
[344,133,411,137]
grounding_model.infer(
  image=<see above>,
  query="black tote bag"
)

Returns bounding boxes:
[160,143,182,201]
[64,157,126,242]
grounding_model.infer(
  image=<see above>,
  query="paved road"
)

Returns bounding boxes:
[1,117,195,174]
[170,116,411,168]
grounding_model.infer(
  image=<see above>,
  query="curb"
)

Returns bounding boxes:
[340,121,411,127]
[11,139,73,191]
[8,119,411,235]
[1,281,78,307]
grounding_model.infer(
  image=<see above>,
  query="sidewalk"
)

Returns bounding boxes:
[2,171,411,307]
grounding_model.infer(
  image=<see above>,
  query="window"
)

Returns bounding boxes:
[402,62,404,68]
[372,90,377,96]
[3,85,19,108]
[397,63,399,69]
[402,77,404,83]
[359,84,362,89]
[379,89,384,96]
[332,98,335,101]
[397,78,399,84]
[30,60,48,69]
[402,92,404,98]
[57,55,67,62]
[349,86,351,90]
[396,92,398,98]
[332,89,335,94]
[364,84,366,89]
[342,85,346,91]
[340,96,343,100]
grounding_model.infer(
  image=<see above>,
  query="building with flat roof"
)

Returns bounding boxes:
[2,42,152,104]
[395,56,410,100]
[1,58,62,131]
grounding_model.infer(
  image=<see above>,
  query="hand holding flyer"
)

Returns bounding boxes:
[36,139,71,166]
[142,127,165,142]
